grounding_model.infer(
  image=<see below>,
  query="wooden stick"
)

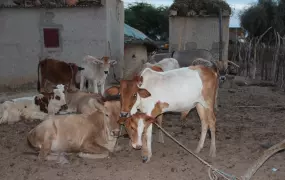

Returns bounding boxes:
[241,139,285,180]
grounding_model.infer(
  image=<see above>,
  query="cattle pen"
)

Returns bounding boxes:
[0,82,285,180]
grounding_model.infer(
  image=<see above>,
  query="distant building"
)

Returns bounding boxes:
[123,24,157,80]
[168,0,232,61]
[0,0,124,91]
[229,27,246,44]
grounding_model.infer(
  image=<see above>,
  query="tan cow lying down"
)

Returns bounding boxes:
[27,98,121,163]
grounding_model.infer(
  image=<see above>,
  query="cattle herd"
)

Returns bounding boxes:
[0,53,240,165]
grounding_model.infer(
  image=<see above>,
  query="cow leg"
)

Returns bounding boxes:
[80,75,85,91]
[93,80,98,93]
[156,115,164,144]
[195,103,209,154]
[180,110,190,128]
[38,140,52,161]
[207,110,216,157]
[141,124,153,163]
[100,82,105,95]
[45,152,70,164]
[40,78,47,92]
[78,141,110,159]
[215,86,219,112]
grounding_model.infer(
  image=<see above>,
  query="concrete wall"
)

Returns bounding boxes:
[0,0,124,91]
[104,0,124,85]
[123,44,148,80]
[169,16,230,61]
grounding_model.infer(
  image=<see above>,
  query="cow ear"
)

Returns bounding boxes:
[151,66,163,72]
[138,88,151,98]
[92,59,103,64]
[105,86,120,96]
[110,60,117,65]
[118,117,128,124]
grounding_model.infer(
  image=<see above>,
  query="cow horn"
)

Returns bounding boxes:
[227,60,240,68]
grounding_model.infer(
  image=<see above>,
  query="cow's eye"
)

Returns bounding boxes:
[133,94,137,97]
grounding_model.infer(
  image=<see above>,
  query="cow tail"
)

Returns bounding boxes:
[37,59,41,92]
[171,50,175,58]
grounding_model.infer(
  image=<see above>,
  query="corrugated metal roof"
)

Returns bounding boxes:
[124,24,149,42]
[124,23,157,52]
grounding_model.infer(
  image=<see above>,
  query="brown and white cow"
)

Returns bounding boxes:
[106,65,218,163]
[37,58,84,93]
[27,97,121,164]
[34,84,68,115]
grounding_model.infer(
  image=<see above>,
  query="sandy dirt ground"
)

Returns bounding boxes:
[0,85,285,180]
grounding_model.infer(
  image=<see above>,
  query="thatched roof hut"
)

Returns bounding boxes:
[169,0,231,17]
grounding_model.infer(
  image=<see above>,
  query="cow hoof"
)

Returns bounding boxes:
[142,156,149,163]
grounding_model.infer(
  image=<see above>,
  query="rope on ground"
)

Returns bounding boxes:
[154,122,241,180]
[234,105,285,108]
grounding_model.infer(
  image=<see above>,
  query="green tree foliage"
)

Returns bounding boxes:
[125,2,169,41]
[240,0,285,43]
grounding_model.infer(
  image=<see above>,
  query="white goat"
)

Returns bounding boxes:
[80,55,117,94]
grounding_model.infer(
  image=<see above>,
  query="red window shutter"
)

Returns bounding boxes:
[43,28,60,48]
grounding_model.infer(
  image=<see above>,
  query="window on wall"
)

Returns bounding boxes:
[43,28,60,48]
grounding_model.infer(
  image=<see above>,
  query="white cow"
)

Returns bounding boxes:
[107,65,218,163]
[141,57,180,72]
[80,55,117,94]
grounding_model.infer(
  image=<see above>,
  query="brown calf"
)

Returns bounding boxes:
[37,58,84,93]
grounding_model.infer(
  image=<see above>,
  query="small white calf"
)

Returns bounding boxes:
[0,99,47,124]
[80,55,117,94]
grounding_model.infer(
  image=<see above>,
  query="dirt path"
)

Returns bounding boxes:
[0,86,285,180]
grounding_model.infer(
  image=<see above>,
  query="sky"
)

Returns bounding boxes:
[123,0,257,27]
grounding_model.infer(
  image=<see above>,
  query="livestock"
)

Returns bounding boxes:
[37,58,84,93]
[0,84,68,124]
[106,65,218,163]
[80,55,117,94]
[34,84,67,115]
[149,50,240,80]
[64,91,105,115]
[118,101,169,163]
[0,99,47,124]
[27,98,121,164]
[142,57,180,73]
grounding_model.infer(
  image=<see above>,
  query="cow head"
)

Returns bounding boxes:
[105,76,151,118]
[215,60,240,83]
[92,56,117,75]
[118,101,169,150]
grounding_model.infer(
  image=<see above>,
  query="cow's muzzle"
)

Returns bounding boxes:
[78,67,85,71]
[132,144,142,150]
[104,71,109,74]
[120,112,130,118]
